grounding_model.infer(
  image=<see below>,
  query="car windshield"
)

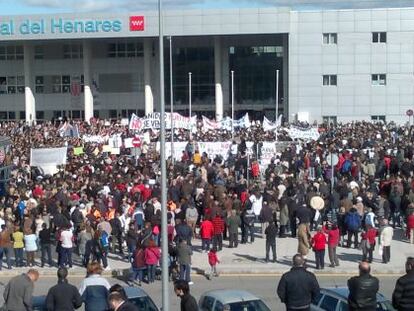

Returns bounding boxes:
[226,299,271,311]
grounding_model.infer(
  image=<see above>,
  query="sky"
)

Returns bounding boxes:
[1,0,414,15]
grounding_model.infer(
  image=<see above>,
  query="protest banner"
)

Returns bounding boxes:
[73,147,84,156]
[82,135,107,144]
[129,112,196,131]
[30,147,68,175]
[288,127,320,141]
[124,138,134,149]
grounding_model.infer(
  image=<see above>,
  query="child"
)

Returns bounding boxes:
[207,247,220,280]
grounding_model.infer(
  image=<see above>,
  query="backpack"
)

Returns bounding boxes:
[341,160,352,173]
[346,212,361,231]
[100,231,109,248]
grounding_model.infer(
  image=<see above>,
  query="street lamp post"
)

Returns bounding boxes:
[275,69,279,122]
[231,70,234,139]
[158,1,169,310]
[169,36,174,164]
[189,72,192,119]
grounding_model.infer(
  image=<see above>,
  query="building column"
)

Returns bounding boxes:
[144,38,154,115]
[24,44,35,124]
[214,37,223,121]
[83,41,94,123]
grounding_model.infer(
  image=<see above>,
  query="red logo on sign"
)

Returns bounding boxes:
[129,16,145,31]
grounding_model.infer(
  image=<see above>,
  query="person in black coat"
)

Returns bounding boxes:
[45,267,82,311]
[174,280,198,311]
[392,257,414,311]
[277,254,320,311]
[348,262,379,311]
[108,291,138,311]
[265,221,278,262]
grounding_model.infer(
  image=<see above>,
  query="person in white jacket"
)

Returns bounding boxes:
[379,219,394,264]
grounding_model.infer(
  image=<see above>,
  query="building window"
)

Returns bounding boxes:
[372,32,386,43]
[36,111,44,120]
[37,75,84,94]
[63,44,83,59]
[0,76,24,94]
[35,76,44,93]
[107,42,143,58]
[371,115,386,122]
[323,75,337,86]
[0,45,24,60]
[372,74,386,86]
[323,33,337,44]
[323,116,337,125]
[34,46,44,59]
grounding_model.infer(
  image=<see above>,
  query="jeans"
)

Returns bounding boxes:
[179,263,191,282]
[130,267,146,283]
[201,239,211,251]
[290,217,297,238]
[96,250,108,268]
[14,248,24,267]
[410,229,414,244]
[265,240,277,262]
[60,247,73,268]
[362,243,374,263]
[209,264,217,278]
[0,247,12,269]
[26,251,35,266]
[382,246,391,263]
[212,234,223,251]
[328,246,339,266]
[347,230,359,248]
[41,244,52,266]
[262,222,269,239]
[315,249,325,269]
[147,264,156,283]
[246,225,254,243]
[111,235,124,254]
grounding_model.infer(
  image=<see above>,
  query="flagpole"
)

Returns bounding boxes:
[231,70,234,140]
[275,69,279,142]
[169,36,174,164]
[158,0,169,310]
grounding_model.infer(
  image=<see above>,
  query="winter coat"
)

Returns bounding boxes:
[45,280,82,311]
[144,246,161,265]
[323,226,340,247]
[176,242,192,265]
[312,232,326,251]
[200,220,214,239]
[348,273,379,311]
[392,270,414,311]
[379,225,394,247]
[226,215,241,234]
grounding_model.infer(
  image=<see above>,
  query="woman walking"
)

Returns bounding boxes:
[24,229,37,267]
[144,240,161,283]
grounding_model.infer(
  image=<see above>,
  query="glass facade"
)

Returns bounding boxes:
[166,46,215,111]
[229,45,284,112]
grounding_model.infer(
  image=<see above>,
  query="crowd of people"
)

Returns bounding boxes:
[0,118,413,290]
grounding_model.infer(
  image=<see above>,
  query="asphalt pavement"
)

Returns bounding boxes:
[0,275,400,310]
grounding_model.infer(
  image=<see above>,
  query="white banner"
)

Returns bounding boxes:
[198,142,232,160]
[288,127,320,141]
[260,142,280,166]
[156,142,187,161]
[263,116,278,132]
[82,135,107,144]
[30,147,68,175]
[130,113,195,131]
[129,113,141,130]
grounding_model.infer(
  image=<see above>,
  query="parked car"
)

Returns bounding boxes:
[199,289,271,311]
[311,287,395,311]
[32,286,159,311]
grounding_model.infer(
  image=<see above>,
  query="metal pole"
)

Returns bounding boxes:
[189,72,192,137]
[158,1,169,310]
[231,70,234,139]
[169,36,174,164]
[276,69,279,122]
[330,155,334,194]
[247,153,250,187]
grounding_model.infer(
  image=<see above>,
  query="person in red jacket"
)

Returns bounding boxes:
[312,227,327,270]
[207,247,220,280]
[144,240,161,283]
[407,211,414,244]
[200,217,214,252]
[323,222,340,267]
[361,225,377,263]
[212,214,224,251]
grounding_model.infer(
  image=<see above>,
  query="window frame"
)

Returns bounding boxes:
[372,32,387,43]
[323,74,337,86]
[323,33,338,44]
[371,73,386,86]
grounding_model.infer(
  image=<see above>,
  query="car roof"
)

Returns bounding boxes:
[321,287,388,302]
[201,289,261,304]
[124,286,149,299]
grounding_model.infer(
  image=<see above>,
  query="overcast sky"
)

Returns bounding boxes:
[1,0,414,15]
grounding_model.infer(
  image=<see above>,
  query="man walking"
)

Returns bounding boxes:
[174,280,198,311]
[392,257,414,311]
[176,239,193,285]
[379,219,394,264]
[277,254,320,311]
[348,262,379,311]
[45,267,82,311]
[226,210,241,248]
[3,269,39,311]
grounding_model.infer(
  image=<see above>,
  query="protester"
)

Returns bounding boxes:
[177,239,193,285]
[311,227,326,270]
[144,239,160,283]
[108,291,139,311]
[3,269,39,311]
[0,224,13,270]
[23,229,37,267]
[264,219,278,263]
[174,280,198,311]
[392,256,414,311]
[45,267,82,311]
[78,262,110,311]
[347,262,379,311]
[379,219,394,264]
[277,254,320,311]
[323,222,340,267]
[226,210,241,248]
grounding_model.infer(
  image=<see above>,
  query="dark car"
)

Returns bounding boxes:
[311,287,395,311]
[32,286,159,311]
